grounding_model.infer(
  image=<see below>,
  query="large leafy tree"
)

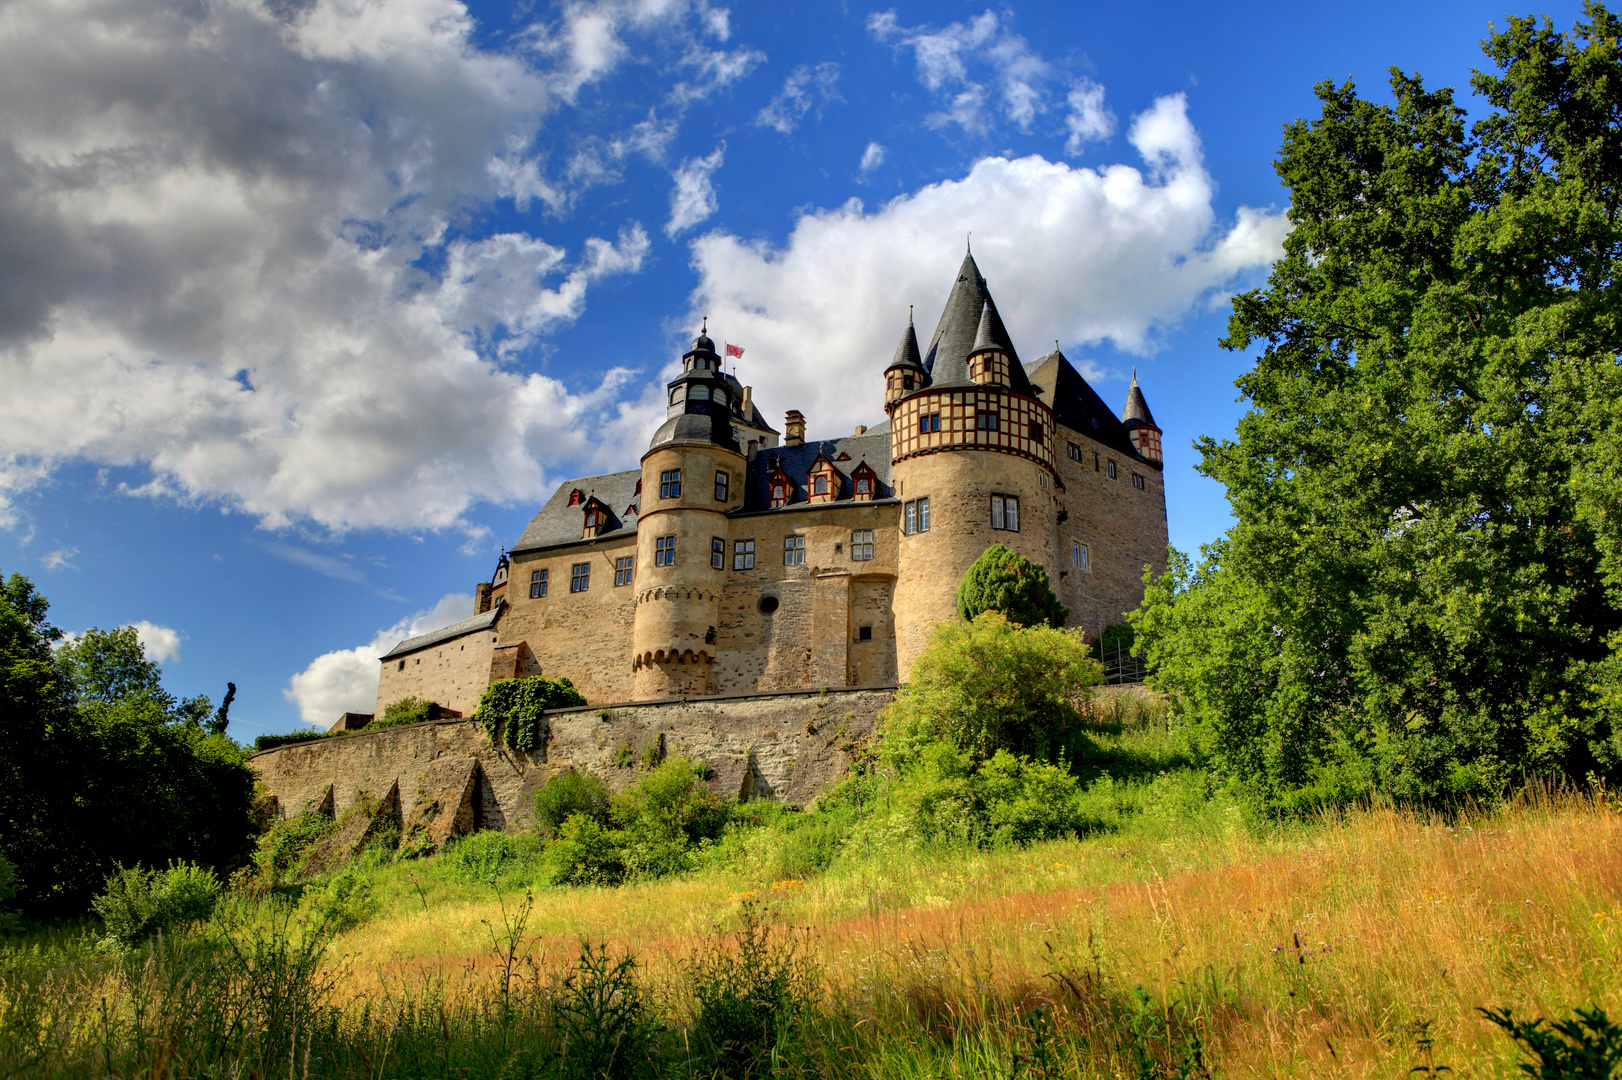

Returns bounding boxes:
[0,575,256,914]
[1134,5,1622,805]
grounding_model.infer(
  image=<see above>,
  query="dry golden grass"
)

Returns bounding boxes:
[334,788,1622,1078]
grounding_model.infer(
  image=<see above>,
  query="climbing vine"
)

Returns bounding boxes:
[474,677,586,754]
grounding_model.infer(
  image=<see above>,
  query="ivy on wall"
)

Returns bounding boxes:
[474,677,586,754]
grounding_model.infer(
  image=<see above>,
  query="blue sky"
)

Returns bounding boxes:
[0,0,1586,737]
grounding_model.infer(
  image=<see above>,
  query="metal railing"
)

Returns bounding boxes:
[1097,639,1150,685]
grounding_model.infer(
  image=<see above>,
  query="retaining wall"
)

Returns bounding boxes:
[250,686,894,840]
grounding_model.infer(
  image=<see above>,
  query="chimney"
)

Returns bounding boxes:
[784,410,805,446]
[741,386,753,416]
[475,582,493,614]
[853,424,867,436]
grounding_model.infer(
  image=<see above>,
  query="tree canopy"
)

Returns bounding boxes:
[0,572,256,914]
[1133,4,1622,806]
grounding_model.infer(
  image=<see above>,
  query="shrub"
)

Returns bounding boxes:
[441,829,541,884]
[543,813,626,886]
[885,611,1101,764]
[476,677,586,754]
[955,544,1068,628]
[371,696,436,729]
[252,729,341,752]
[612,757,728,879]
[534,769,612,839]
[550,941,659,1080]
[296,869,375,932]
[92,862,221,947]
[685,903,819,1077]
[245,810,335,891]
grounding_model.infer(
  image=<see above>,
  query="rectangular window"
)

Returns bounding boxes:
[733,538,755,570]
[659,469,681,499]
[614,557,634,586]
[530,569,548,598]
[1073,541,1090,571]
[975,409,999,431]
[783,535,805,566]
[714,470,729,502]
[711,537,725,570]
[857,625,873,641]
[1132,472,1146,491]
[1067,441,1081,462]
[851,529,874,561]
[1107,459,1118,480]
[1029,420,1044,443]
[991,494,1020,532]
[654,534,676,566]
[904,497,931,534]
[919,413,940,434]
[569,563,589,592]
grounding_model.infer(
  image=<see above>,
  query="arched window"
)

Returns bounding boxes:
[814,475,828,494]
[584,508,600,529]
[856,477,869,495]
[772,484,785,501]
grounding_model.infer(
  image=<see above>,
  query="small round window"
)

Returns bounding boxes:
[758,595,780,615]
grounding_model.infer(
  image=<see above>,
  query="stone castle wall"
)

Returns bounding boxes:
[374,628,497,718]
[251,687,894,838]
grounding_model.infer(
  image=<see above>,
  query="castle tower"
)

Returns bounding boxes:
[631,324,746,698]
[1121,370,1163,466]
[888,253,1063,678]
[883,312,927,413]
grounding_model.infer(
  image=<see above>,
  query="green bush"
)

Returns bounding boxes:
[686,904,819,1077]
[885,611,1101,764]
[476,677,586,754]
[550,942,659,1080]
[543,813,626,887]
[441,829,542,884]
[612,757,728,880]
[955,544,1068,629]
[245,811,335,891]
[252,729,342,752]
[92,862,221,947]
[370,696,436,730]
[296,870,376,932]
[534,769,612,839]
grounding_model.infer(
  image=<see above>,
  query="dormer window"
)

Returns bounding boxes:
[851,461,878,501]
[814,475,828,495]
[772,484,786,503]
[584,508,600,529]
[768,467,793,508]
[856,478,869,495]
[567,489,583,507]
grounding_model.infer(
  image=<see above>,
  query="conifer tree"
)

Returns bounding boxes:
[955,544,1068,629]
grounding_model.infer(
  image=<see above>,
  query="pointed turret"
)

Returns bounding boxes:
[920,251,1034,393]
[970,300,998,356]
[1121,369,1163,466]
[883,309,928,412]
[966,300,1012,387]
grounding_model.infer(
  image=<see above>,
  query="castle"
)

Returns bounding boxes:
[370,251,1169,718]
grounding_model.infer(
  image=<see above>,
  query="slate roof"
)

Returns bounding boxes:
[379,603,503,660]
[1024,349,1143,460]
[1122,371,1158,429]
[886,319,925,376]
[921,252,1036,396]
[740,430,895,513]
[510,468,642,554]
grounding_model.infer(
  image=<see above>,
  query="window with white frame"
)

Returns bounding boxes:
[714,470,729,502]
[710,537,725,570]
[614,557,633,586]
[654,535,676,566]
[783,535,805,565]
[732,538,755,570]
[991,494,1020,531]
[904,496,931,535]
[851,529,873,561]
[569,563,589,592]
[1072,541,1090,571]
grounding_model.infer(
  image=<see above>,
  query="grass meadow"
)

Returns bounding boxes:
[5,691,1621,1079]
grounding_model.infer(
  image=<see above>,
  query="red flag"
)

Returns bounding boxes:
[725,343,744,358]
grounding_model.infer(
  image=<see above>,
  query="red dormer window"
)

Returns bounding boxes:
[581,497,609,538]
[768,468,793,508]
[852,461,878,501]
[635,479,642,494]
[568,489,584,507]
[806,455,842,504]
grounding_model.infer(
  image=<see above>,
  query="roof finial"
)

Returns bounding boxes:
[702,315,708,333]
[909,304,914,325]
[1131,366,1138,385]
[1055,340,1060,351]
[966,232,972,254]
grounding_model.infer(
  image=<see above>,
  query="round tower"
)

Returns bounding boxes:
[889,259,1063,678]
[631,323,746,699]
[1121,369,1163,467]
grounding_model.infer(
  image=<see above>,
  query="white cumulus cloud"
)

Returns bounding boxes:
[859,142,887,176]
[683,94,1289,440]
[129,621,183,663]
[0,0,704,536]
[666,144,726,237]
[284,592,473,726]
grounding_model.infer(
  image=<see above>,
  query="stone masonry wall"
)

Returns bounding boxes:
[373,628,497,719]
[251,687,893,838]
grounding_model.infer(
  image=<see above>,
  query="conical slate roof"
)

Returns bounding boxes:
[886,316,926,376]
[970,301,999,355]
[1122,369,1158,429]
[922,252,1034,394]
